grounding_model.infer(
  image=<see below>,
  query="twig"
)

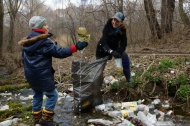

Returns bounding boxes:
[141,60,155,78]
[140,60,155,96]
[150,82,156,95]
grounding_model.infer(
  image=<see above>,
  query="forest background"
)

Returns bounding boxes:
[0,0,190,114]
[0,0,190,125]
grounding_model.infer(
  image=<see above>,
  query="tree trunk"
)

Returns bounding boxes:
[0,0,3,57]
[5,0,22,53]
[144,0,161,39]
[117,0,123,12]
[161,0,175,34]
[179,0,190,27]
[7,17,15,52]
[102,0,110,20]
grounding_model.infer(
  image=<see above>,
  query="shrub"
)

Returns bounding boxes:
[176,85,190,102]
[158,58,175,72]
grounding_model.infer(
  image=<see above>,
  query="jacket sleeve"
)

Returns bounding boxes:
[116,30,127,54]
[43,39,72,58]
[101,25,112,53]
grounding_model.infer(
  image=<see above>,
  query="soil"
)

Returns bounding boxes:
[127,27,190,54]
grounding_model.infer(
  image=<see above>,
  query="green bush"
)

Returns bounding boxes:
[176,85,190,102]
[176,74,188,85]
[144,73,162,84]
[158,58,175,72]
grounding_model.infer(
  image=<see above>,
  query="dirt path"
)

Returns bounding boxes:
[128,52,190,56]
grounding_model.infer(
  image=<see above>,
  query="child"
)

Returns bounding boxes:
[18,16,88,126]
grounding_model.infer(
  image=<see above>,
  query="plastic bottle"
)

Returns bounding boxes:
[121,101,138,109]
[155,121,175,126]
[95,103,113,111]
[107,109,134,118]
[152,99,161,105]
[162,100,170,109]
[154,109,165,121]
[164,110,173,121]
[0,120,13,126]
[148,104,155,114]
[113,102,122,110]
[137,111,155,126]
[137,104,146,111]
[118,119,134,126]
[0,118,20,126]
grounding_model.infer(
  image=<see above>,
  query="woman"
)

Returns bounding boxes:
[96,12,131,82]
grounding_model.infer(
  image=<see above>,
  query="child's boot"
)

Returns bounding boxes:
[32,110,42,126]
[39,108,59,126]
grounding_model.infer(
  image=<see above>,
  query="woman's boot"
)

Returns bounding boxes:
[32,110,42,126]
[123,70,131,82]
[39,108,59,126]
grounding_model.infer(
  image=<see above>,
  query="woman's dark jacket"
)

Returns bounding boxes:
[21,31,72,91]
[96,18,127,58]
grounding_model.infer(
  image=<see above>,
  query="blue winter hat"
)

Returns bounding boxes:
[113,12,125,22]
[29,16,47,29]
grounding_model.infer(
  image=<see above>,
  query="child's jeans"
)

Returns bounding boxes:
[32,89,58,112]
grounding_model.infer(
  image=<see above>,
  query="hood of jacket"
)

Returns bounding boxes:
[19,32,49,56]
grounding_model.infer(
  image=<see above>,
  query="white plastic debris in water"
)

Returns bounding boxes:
[121,101,138,109]
[95,104,106,111]
[0,105,9,111]
[166,110,173,115]
[154,109,165,121]
[58,92,63,97]
[137,111,155,126]
[0,118,20,126]
[95,103,113,111]
[152,99,161,105]
[0,92,12,96]
[155,121,175,126]
[137,99,145,104]
[137,104,146,111]
[20,95,33,101]
[162,100,170,109]
[7,97,12,101]
[147,113,157,124]
[107,109,135,118]
[87,119,113,126]
[118,119,134,126]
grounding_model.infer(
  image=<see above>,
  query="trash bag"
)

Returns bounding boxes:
[72,57,108,114]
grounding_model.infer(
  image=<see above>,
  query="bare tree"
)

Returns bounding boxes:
[102,0,110,19]
[0,0,3,57]
[179,0,190,27]
[161,0,175,34]
[4,0,22,52]
[117,0,123,12]
[144,0,161,39]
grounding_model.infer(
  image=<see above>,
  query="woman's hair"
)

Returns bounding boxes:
[119,22,127,34]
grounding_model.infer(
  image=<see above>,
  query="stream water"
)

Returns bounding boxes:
[1,88,190,126]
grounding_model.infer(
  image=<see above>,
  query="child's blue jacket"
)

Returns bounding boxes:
[22,31,72,91]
